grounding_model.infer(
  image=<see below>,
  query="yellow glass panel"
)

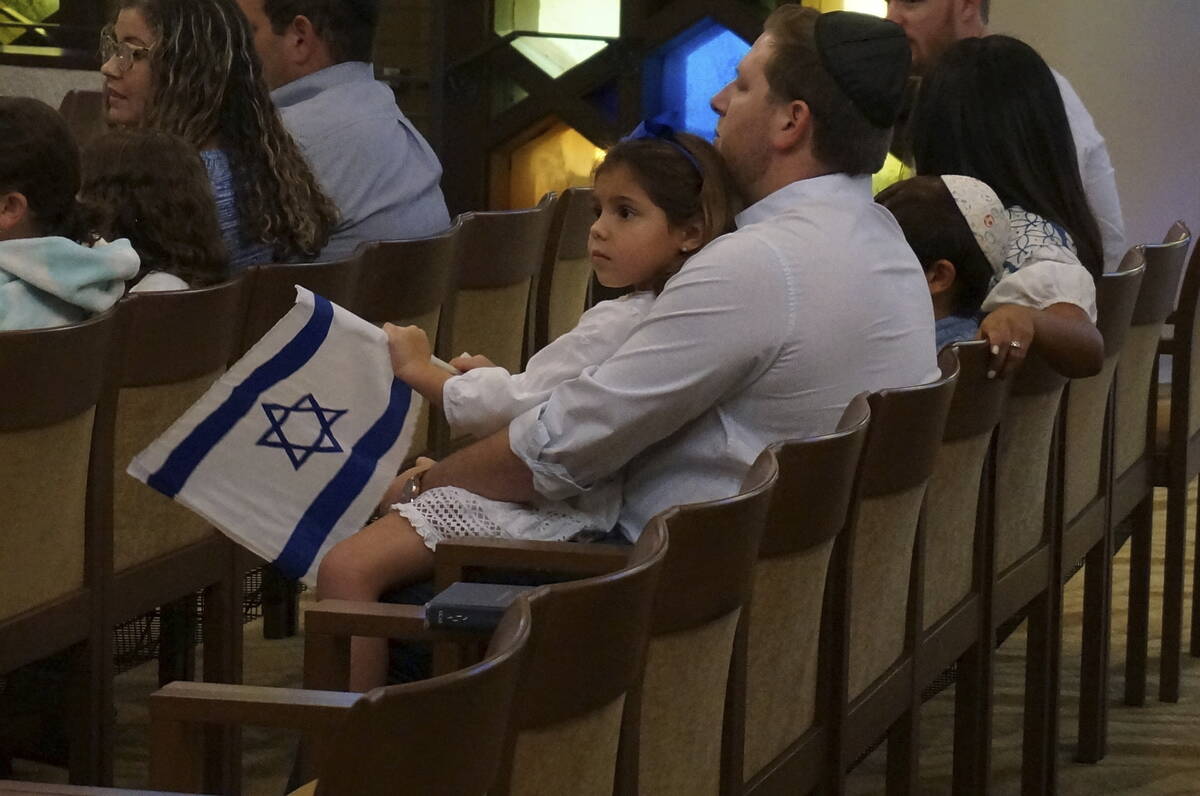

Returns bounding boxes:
[505,122,604,210]
[1,0,57,45]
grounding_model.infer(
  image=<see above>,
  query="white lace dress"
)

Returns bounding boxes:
[393,292,655,550]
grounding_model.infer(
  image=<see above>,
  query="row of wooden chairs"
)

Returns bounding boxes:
[0,188,595,787]
[4,220,1197,793]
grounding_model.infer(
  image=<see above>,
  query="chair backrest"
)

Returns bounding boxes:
[1170,225,1200,440]
[1062,255,1145,522]
[534,186,595,353]
[495,520,667,796]
[316,598,532,795]
[846,349,959,700]
[1114,224,1191,476]
[240,258,362,355]
[992,352,1070,575]
[627,448,779,795]
[0,310,116,633]
[451,197,555,373]
[356,221,462,454]
[58,89,106,148]
[922,340,1012,630]
[738,397,870,786]
[110,278,249,574]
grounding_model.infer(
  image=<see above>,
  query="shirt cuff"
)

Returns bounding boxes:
[508,403,589,501]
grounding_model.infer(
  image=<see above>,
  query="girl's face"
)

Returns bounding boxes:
[589,163,701,291]
[100,8,156,126]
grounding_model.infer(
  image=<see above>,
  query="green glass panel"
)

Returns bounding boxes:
[494,0,619,38]
[492,76,530,117]
[512,36,607,79]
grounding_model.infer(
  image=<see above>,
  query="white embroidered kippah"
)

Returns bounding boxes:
[940,175,1010,279]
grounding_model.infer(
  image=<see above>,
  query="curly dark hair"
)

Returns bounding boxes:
[0,97,90,242]
[80,128,228,287]
[113,0,339,261]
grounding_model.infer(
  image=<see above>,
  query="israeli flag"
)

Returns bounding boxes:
[129,287,421,586]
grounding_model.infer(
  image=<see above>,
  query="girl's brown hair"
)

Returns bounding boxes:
[0,97,90,242]
[81,128,227,287]
[113,0,338,261]
[596,130,742,260]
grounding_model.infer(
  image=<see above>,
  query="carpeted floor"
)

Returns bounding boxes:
[7,487,1199,795]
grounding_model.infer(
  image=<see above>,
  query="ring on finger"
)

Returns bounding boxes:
[1009,340,1023,350]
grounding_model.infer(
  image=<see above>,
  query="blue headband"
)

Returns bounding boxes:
[620,121,704,176]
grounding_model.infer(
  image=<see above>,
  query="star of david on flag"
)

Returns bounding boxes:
[128,287,422,586]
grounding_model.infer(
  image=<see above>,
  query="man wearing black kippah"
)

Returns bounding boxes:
[397,6,937,555]
[885,0,1125,272]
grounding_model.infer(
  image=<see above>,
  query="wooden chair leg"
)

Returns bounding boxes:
[262,565,300,639]
[1022,590,1058,796]
[885,707,919,795]
[1160,472,1188,702]
[201,550,244,796]
[158,597,198,687]
[1077,538,1112,763]
[952,640,992,793]
[1124,496,1153,706]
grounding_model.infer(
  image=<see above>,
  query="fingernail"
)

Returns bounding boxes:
[987,370,996,379]
[991,345,999,356]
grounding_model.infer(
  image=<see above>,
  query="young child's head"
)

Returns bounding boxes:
[876,175,1009,320]
[590,122,741,292]
[80,128,227,287]
[0,97,89,242]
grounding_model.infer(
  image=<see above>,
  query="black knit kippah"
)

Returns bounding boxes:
[814,11,911,128]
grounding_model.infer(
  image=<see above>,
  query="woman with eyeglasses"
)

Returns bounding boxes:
[100,0,337,269]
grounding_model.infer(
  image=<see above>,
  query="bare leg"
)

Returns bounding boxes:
[316,513,434,691]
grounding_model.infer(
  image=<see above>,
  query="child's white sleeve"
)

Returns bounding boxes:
[442,293,655,439]
[981,244,1098,323]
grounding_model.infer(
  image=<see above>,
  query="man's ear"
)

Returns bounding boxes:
[0,191,29,236]
[774,98,812,151]
[289,14,332,67]
[926,258,958,296]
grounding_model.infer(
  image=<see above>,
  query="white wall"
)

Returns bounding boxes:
[989,0,1200,250]
[0,64,99,108]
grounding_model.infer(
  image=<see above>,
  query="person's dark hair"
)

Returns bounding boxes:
[114,0,339,261]
[0,97,90,241]
[876,176,992,315]
[262,0,378,63]
[595,131,742,290]
[911,35,1103,277]
[80,129,228,287]
[761,4,893,175]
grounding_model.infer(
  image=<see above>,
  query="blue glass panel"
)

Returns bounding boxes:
[643,20,751,142]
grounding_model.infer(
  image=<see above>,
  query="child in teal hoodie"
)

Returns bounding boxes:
[0,97,138,331]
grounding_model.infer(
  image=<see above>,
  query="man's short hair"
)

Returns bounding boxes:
[761,5,892,175]
[263,0,378,63]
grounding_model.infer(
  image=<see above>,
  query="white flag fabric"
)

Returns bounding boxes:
[128,287,421,587]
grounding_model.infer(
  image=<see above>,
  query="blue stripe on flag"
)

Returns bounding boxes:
[272,378,414,579]
[147,294,336,498]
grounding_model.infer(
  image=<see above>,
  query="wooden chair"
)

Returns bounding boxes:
[0,311,118,784]
[107,279,251,792]
[57,89,106,148]
[836,348,959,793]
[450,195,555,374]
[908,340,1011,793]
[1134,223,1200,703]
[1111,224,1192,706]
[303,521,668,796]
[355,219,462,457]
[986,351,1069,795]
[1057,253,1144,764]
[729,397,871,796]
[146,598,532,795]
[431,455,780,795]
[532,186,594,355]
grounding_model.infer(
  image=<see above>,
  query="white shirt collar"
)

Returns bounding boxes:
[736,173,874,228]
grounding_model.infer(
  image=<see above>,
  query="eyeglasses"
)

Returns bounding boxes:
[99,29,154,73]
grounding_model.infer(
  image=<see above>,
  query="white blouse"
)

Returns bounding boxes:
[981,206,1098,323]
[442,291,656,439]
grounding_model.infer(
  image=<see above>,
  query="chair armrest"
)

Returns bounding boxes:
[434,538,631,590]
[148,682,357,792]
